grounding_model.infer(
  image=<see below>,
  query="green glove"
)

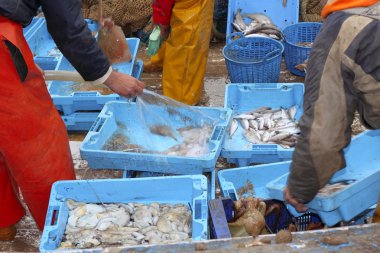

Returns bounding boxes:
[146,25,162,56]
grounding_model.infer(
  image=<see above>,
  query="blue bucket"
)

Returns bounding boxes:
[223,34,283,83]
[283,22,322,76]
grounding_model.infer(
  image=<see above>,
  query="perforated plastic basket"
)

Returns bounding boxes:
[223,36,283,83]
[283,22,322,76]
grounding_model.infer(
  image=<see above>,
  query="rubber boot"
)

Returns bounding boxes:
[0,225,16,241]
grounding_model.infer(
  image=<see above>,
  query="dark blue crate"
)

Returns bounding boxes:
[283,22,322,76]
[226,0,299,41]
[40,175,209,252]
[221,83,304,166]
[80,101,232,175]
[48,40,141,115]
[223,37,283,83]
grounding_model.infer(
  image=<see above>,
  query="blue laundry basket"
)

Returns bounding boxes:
[223,34,283,83]
[283,22,322,76]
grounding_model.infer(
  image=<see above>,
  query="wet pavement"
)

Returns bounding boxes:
[0,40,367,252]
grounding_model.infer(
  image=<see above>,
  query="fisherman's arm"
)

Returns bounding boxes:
[285,14,359,209]
[39,0,111,83]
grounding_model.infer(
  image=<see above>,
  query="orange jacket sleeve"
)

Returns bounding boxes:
[152,0,175,25]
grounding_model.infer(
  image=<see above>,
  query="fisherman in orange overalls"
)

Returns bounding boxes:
[144,0,214,105]
[284,0,380,223]
[0,0,144,240]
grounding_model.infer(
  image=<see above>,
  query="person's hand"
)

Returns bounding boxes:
[104,70,144,98]
[284,187,309,212]
[151,23,170,40]
[158,24,170,40]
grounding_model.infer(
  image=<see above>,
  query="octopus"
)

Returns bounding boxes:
[228,197,266,236]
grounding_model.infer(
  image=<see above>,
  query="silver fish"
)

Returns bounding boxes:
[268,132,292,142]
[150,125,177,141]
[288,106,297,120]
[233,8,247,32]
[242,13,273,25]
[244,131,262,144]
[240,119,250,131]
[234,114,256,120]
[229,119,239,137]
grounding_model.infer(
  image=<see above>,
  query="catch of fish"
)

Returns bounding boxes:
[232,9,283,41]
[103,125,213,157]
[59,200,192,249]
[229,106,300,148]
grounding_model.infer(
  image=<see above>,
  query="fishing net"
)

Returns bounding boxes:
[299,0,324,22]
[82,0,153,36]
[130,90,220,157]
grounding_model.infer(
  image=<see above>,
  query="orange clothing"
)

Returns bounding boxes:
[322,0,380,18]
[0,16,76,230]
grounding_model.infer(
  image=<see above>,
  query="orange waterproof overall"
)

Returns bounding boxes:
[0,17,76,231]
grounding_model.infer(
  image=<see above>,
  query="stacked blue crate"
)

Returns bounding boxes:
[40,175,209,252]
[226,0,299,42]
[26,18,99,71]
[61,59,144,131]
[221,83,304,166]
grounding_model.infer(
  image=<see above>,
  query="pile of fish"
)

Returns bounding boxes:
[103,125,212,157]
[232,9,283,41]
[229,106,300,148]
[59,199,192,249]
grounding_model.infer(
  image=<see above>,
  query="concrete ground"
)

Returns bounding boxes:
[0,40,367,252]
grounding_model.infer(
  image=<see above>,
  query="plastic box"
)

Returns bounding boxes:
[219,130,380,226]
[80,101,232,175]
[26,18,99,71]
[39,175,209,252]
[226,0,299,41]
[48,43,141,116]
[60,59,144,131]
[221,83,304,166]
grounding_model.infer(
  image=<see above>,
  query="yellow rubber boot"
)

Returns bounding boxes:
[373,199,380,223]
[154,0,214,105]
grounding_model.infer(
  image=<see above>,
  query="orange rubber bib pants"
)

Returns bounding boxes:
[0,17,76,231]
[151,0,214,105]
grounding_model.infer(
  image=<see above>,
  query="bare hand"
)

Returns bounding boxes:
[104,70,144,98]
[284,187,309,212]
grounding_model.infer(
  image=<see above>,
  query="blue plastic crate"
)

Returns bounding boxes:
[221,83,304,166]
[27,18,99,59]
[23,17,44,40]
[48,41,141,115]
[61,112,100,131]
[219,130,380,226]
[226,0,299,41]
[39,175,209,252]
[283,22,322,76]
[223,36,283,83]
[80,101,232,175]
[60,60,143,131]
